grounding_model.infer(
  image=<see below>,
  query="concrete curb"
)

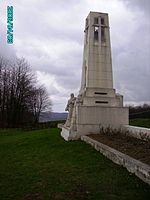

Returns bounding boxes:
[81,135,150,186]
[123,125,150,141]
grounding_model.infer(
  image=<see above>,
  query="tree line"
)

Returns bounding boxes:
[0,57,52,128]
[129,104,150,119]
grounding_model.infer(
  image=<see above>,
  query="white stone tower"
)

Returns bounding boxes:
[60,12,129,141]
[80,12,122,107]
[80,12,113,92]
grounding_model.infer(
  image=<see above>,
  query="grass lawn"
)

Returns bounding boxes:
[130,118,150,128]
[0,128,150,200]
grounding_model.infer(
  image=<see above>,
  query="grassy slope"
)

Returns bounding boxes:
[130,118,150,128]
[0,128,150,200]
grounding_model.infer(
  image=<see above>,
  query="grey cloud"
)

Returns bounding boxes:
[1,0,150,111]
[120,0,150,15]
[55,73,81,90]
[111,0,150,103]
[0,22,17,60]
[113,20,150,102]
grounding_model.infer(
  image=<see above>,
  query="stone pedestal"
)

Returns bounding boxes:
[60,126,78,141]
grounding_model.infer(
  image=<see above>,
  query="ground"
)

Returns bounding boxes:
[130,118,150,128]
[0,128,150,200]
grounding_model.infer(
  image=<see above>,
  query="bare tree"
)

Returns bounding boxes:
[31,86,52,124]
[0,57,52,127]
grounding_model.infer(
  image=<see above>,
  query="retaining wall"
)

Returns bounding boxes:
[123,125,150,141]
[81,135,150,185]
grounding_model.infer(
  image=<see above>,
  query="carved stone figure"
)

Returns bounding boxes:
[65,93,76,127]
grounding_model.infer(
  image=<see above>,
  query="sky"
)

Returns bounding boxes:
[0,0,150,112]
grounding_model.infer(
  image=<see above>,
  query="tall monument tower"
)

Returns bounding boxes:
[80,12,122,107]
[80,12,113,92]
[60,12,129,141]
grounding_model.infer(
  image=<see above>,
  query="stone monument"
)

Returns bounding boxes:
[60,11,129,141]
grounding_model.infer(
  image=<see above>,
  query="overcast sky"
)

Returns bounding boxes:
[0,0,150,112]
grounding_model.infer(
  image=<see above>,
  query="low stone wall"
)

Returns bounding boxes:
[123,125,150,141]
[81,135,150,186]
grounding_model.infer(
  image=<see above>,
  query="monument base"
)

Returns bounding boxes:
[76,105,129,135]
[59,106,129,141]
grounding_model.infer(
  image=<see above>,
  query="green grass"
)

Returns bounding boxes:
[130,118,150,128]
[0,128,150,200]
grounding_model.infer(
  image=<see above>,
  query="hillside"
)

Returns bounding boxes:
[39,112,67,122]
[0,128,150,199]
